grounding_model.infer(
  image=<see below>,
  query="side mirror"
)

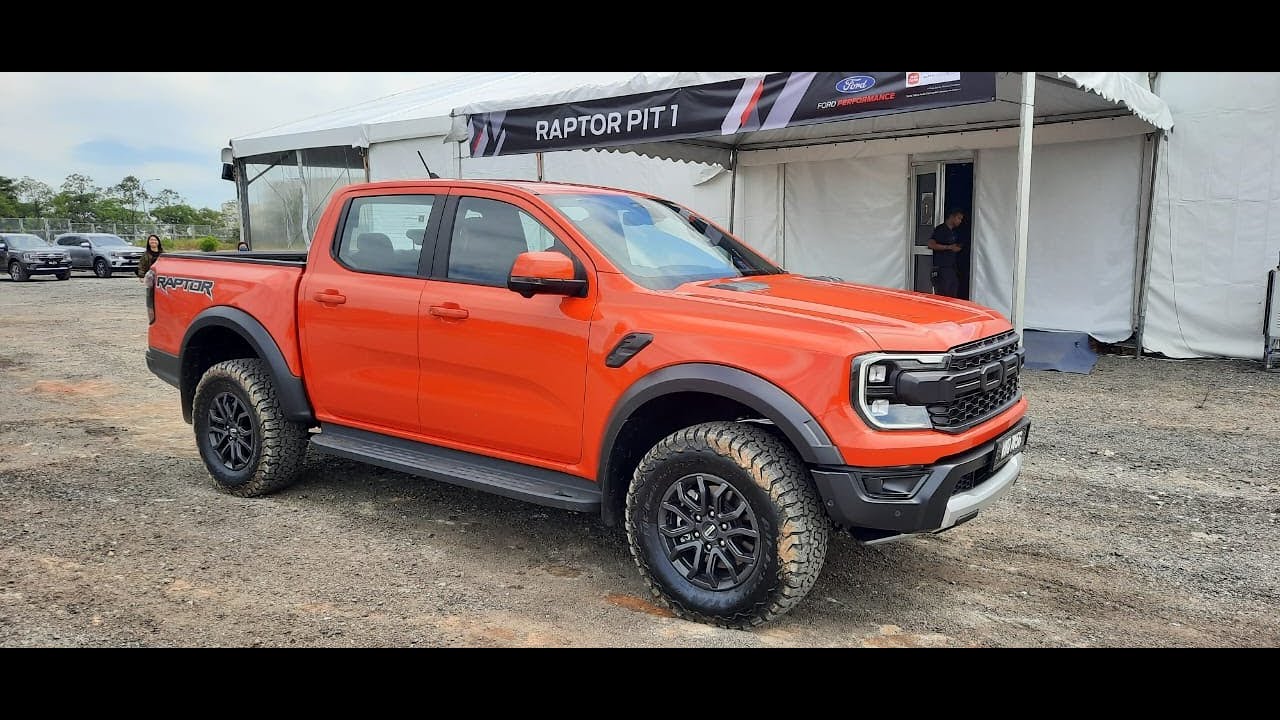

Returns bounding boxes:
[80,241,91,248]
[508,251,587,299]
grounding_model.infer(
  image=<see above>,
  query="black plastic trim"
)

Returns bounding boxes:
[812,416,1030,532]
[598,363,842,525]
[145,348,180,389]
[604,333,654,368]
[165,251,307,267]
[179,306,313,425]
[311,424,601,512]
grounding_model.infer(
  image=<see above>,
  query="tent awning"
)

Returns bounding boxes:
[228,72,656,160]
[447,72,1173,167]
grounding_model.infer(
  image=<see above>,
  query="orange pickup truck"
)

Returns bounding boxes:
[146,179,1029,627]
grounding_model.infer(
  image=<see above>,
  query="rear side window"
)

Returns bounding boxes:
[336,195,437,276]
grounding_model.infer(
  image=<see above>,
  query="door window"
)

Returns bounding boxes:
[445,197,567,287]
[335,195,437,276]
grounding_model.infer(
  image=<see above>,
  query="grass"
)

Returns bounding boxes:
[146,236,237,251]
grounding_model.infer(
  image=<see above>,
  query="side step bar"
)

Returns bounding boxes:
[309,424,601,513]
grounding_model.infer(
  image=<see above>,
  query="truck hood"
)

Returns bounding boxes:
[675,274,1013,351]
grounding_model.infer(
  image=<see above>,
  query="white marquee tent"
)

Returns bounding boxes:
[226,71,1280,361]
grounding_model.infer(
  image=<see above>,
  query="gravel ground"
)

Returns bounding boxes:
[2,272,1278,647]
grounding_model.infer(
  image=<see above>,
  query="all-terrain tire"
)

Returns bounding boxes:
[625,421,829,628]
[192,358,308,497]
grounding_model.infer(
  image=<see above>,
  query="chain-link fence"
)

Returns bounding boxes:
[0,218,237,244]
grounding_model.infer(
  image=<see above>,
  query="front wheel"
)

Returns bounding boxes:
[625,421,829,628]
[9,262,29,282]
[55,270,71,280]
[192,358,309,497]
[93,258,112,278]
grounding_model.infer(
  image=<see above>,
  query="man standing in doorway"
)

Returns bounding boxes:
[929,208,965,298]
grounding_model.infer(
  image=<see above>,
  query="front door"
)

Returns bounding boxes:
[418,191,595,465]
[298,192,442,434]
[910,160,974,298]
[60,236,91,267]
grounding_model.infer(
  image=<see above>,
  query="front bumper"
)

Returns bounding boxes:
[23,261,72,274]
[109,257,141,267]
[811,416,1030,540]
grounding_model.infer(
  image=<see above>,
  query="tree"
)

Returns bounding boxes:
[107,175,149,223]
[15,177,53,217]
[93,198,135,224]
[60,173,99,196]
[220,200,240,229]
[153,188,184,208]
[0,176,20,217]
[151,204,201,225]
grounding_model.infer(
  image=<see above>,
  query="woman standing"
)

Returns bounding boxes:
[137,234,163,284]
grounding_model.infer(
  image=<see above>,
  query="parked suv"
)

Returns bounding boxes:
[54,233,144,277]
[0,233,72,281]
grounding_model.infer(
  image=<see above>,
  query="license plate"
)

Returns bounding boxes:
[994,425,1028,465]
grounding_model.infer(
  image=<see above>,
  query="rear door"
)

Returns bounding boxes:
[298,191,443,434]
[417,190,596,464]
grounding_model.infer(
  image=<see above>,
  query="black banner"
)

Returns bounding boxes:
[468,72,996,158]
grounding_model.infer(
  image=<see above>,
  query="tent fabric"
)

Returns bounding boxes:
[779,156,908,287]
[1143,72,1280,360]
[972,135,1144,343]
[1057,72,1174,131]
[231,72,651,159]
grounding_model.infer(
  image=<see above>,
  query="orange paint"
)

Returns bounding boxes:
[149,178,1027,480]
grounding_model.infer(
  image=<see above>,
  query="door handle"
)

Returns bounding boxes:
[429,304,469,320]
[314,290,347,305]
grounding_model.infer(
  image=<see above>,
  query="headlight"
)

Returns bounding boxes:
[22,252,36,262]
[852,353,946,430]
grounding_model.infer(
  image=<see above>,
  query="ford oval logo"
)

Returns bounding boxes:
[835,75,876,94]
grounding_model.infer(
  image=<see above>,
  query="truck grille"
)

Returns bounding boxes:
[928,375,1020,431]
[34,252,67,262]
[929,332,1022,432]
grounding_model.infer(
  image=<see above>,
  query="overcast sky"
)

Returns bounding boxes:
[0,72,473,210]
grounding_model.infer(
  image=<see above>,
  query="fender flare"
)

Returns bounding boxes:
[598,363,844,525]
[179,306,313,424]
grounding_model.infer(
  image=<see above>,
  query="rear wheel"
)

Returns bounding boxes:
[625,421,829,628]
[192,358,309,497]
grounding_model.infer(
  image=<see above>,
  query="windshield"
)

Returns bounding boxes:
[92,235,131,247]
[4,234,48,250]
[545,193,781,290]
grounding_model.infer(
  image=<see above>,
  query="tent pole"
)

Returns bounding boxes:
[1134,128,1164,359]
[1011,72,1036,340]
[727,148,739,234]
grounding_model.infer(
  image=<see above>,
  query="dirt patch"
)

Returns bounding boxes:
[31,380,114,397]
[605,593,676,618]
[0,357,19,369]
[1,277,1278,647]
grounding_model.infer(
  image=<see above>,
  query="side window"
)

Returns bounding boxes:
[446,197,566,287]
[59,237,76,246]
[336,195,436,276]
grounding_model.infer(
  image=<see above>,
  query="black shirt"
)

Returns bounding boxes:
[931,223,958,268]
